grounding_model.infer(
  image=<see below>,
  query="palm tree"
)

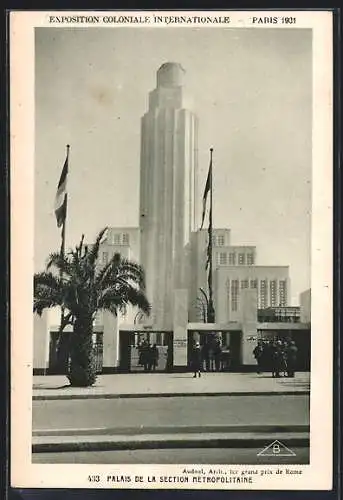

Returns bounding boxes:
[34,227,151,387]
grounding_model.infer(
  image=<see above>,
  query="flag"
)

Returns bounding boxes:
[54,151,69,228]
[205,246,211,270]
[200,157,212,230]
[205,209,213,271]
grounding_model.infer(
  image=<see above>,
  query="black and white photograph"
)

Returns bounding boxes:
[10,10,333,490]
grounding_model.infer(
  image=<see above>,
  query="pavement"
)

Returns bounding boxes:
[33,395,309,430]
[32,373,310,457]
[32,371,310,400]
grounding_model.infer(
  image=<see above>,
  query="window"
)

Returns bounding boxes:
[122,233,130,245]
[102,252,108,264]
[113,233,121,245]
[231,280,239,312]
[279,280,287,306]
[229,253,236,265]
[250,279,258,289]
[270,280,277,307]
[219,252,227,265]
[241,280,249,289]
[238,253,245,265]
[260,280,268,308]
[247,253,254,265]
[217,234,225,246]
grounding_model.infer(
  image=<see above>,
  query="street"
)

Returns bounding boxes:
[32,447,309,464]
[33,395,309,431]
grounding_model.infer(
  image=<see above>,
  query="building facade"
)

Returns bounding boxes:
[33,63,310,374]
[189,228,290,323]
[98,227,140,264]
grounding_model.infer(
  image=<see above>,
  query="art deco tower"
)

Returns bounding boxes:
[139,63,198,328]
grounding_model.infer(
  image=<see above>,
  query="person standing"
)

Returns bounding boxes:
[141,341,150,372]
[138,341,144,368]
[253,340,264,374]
[286,340,298,377]
[280,341,288,376]
[271,340,283,378]
[139,340,148,372]
[165,343,173,372]
[150,344,159,371]
[146,343,154,371]
[192,341,202,378]
[208,342,215,372]
[202,341,210,372]
[213,338,222,372]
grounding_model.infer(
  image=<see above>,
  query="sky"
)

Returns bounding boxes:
[35,27,312,305]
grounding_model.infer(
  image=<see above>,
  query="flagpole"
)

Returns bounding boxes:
[207,147,215,323]
[59,144,70,342]
[60,144,70,262]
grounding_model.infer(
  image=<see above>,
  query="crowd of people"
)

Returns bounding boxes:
[253,338,298,378]
[191,337,231,377]
[191,336,299,378]
[137,336,299,378]
[137,341,160,371]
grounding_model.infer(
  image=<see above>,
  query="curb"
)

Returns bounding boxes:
[32,434,310,454]
[33,424,310,437]
[32,390,310,401]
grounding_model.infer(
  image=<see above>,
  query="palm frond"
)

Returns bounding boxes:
[33,271,65,314]
[98,282,150,317]
[46,252,78,279]
[87,227,108,267]
[34,227,150,322]
[34,271,62,291]
[95,253,146,291]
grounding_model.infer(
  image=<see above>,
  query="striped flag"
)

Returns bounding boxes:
[205,240,211,270]
[200,157,212,230]
[54,150,69,228]
[205,206,213,271]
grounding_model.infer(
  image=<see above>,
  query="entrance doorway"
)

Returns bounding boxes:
[119,331,173,372]
[187,330,242,372]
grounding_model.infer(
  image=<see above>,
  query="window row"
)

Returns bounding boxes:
[213,234,225,247]
[105,233,130,245]
[225,279,286,288]
[227,280,288,310]
[215,252,255,266]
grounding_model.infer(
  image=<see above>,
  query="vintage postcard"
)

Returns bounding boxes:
[10,10,333,490]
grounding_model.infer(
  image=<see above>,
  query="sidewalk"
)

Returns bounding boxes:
[32,430,309,454]
[33,371,310,400]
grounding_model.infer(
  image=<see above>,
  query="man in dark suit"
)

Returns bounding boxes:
[192,341,202,378]
[286,341,298,378]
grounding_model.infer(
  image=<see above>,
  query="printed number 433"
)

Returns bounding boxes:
[88,475,100,482]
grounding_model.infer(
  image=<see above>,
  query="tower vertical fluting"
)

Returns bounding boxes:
[139,63,198,328]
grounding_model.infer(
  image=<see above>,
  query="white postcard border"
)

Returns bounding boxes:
[10,10,333,490]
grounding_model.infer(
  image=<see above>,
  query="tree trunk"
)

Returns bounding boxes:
[67,314,97,387]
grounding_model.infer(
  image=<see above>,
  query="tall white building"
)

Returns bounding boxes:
[33,63,308,375]
[139,62,198,328]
